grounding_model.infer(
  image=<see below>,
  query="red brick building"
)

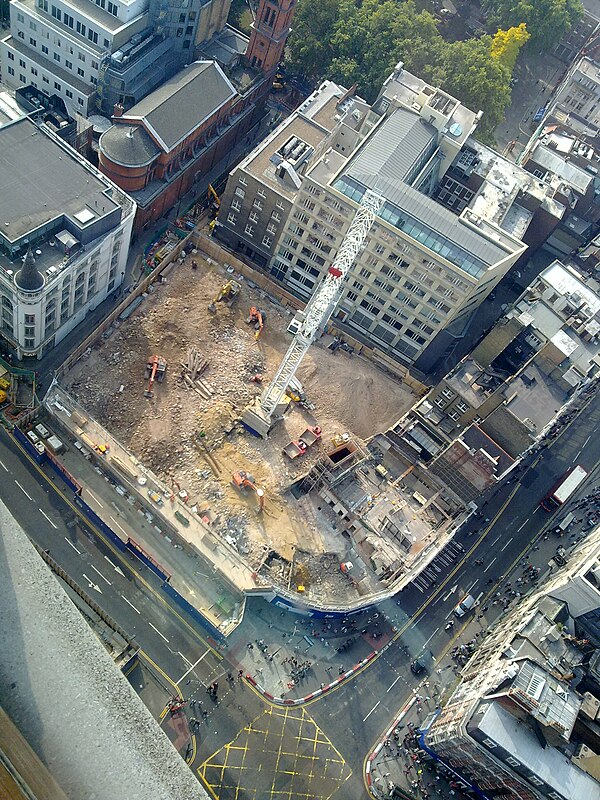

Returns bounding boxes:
[98,58,270,235]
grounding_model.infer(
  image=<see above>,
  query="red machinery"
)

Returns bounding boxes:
[144,354,167,398]
[232,470,265,512]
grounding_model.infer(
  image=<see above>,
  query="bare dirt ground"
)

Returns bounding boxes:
[63,254,417,573]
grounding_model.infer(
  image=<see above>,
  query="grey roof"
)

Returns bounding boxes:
[0,117,119,244]
[348,107,436,187]
[15,248,44,291]
[125,61,237,151]
[0,499,208,800]
[100,123,161,167]
[476,701,598,799]
[335,108,514,274]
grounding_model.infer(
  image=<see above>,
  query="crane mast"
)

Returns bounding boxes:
[242,189,384,437]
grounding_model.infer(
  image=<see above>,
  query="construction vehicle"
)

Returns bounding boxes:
[331,432,350,447]
[207,183,220,218]
[247,307,266,340]
[242,188,384,437]
[208,280,241,312]
[283,425,322,459]
[232,470,265,512]
[144,354,167,398]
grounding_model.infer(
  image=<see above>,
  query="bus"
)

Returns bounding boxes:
[541,465,588,511]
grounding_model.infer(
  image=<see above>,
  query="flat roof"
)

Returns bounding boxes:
[0,499,207,800]
[0,117,120,245]
[542,261,600,315]
[476,701,597,799]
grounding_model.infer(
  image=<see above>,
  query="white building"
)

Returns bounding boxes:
[0,116,135,359]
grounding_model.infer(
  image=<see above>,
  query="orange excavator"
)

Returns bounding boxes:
[232,470,265,512]
[144,354,167,398]
[247,307,266,340]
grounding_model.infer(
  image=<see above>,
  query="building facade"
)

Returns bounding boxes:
[0,0,237,117]
[0,116,135,359]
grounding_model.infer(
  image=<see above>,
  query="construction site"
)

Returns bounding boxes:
[57,231,460,603]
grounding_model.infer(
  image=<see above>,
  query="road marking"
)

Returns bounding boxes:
[483,557,497,573]
[517,519,529,531]
[466,580,478,593]
[39,509,57,528]
[91,564,111,585]
[490,534,501,546]
[575,448,583,459]
[363,700,381,722]
[87,490,104,508]
[583,434,592,449]
[178,651,194,669]
[442,584,458,602]
[423,628,439,647]
[176,648,212,684]
[386,675,402,693]
[64,537,81,554]
[82,573,102,593]
[104,555,125,576]
[0,458,8,471]
[110,516,128,536]
[121,595,140,614]
[500,537,513,552]
[15,480,33,501]
[149,622,169,643]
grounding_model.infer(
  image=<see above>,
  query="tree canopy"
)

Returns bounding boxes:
[286,0,517,144]
[491,24,530,71]
[482,0,582,52]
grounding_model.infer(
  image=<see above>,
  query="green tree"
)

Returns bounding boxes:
[482,0,582,52]
[285,0,341,83]
[491,24,530,70]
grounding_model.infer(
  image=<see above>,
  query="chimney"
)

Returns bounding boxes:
[113,103,124,118]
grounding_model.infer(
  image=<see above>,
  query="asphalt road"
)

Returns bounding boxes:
[2,386,600,800]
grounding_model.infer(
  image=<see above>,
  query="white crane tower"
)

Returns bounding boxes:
[242,188,384,437]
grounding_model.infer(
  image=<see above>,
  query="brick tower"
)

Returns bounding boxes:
[245,0,296,74]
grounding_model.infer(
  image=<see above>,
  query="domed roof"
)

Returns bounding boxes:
[15,248,44,291]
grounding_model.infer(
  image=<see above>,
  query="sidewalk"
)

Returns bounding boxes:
[226,596,395,700]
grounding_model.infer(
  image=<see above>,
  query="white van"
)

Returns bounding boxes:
[454,594,476,618]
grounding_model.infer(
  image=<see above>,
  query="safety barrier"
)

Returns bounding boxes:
[127,536,171,583]
[161,581,225,646]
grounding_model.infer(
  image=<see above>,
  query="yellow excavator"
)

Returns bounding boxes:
[208,280,241,312]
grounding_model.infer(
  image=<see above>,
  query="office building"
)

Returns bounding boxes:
[0,116,135,359]
[216,65,541,372]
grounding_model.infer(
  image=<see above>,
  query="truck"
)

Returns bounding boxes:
[282,426,322,460]
[541,465,588,511]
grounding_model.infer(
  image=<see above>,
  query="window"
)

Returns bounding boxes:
[24,325,35,337]
[37,0,48,10]
[87,29,98,43]
[54,81,61,90]
[185,25,193,34]
[455,401,469,414]
[103,38,109,48]
[262,236,272,247]
[266,223,277,234]
[53,52,60,62]
[528,777,544,787]
[17,31,25,40]
[65,59,72,69]
[276,200,285,209]
[244,224,255,236]
[24,338,35,349]
[7,66,14,76]
[30,66,38,76]
[51,5,61,20]
[271,212,281,222]
[77,67,84,76]
[230,199,241,212]
[63,12,73,27]
[78,98,84,106]
[249,211,259,222]
[505,757,521,768]
[441,387,454,399]
[17,12,25,22]
[179,12,186,21]
[257,188,266,198]
[235,187,245,199]
[448,410,460,421]
[29,37,37,46]
[7,52,14,61]
[227,213,237,225]
[107,0,118,14]
[78,51,85,61]
[42,75,49,83]
[66,89,73,98]
[91,60,98,69]
[253,199,263,210]
[19,73,26,82]
[42,45,49,54]
[434,396,446,408]
[238,176,247,185]
[29,20,37,30]
[25,314,35,324]
[19,58,25,67]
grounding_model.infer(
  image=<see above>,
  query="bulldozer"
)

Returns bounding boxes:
[247,306,266,340]
[232,470,265,512]
[144,354,167,398]
[208,280,241,312]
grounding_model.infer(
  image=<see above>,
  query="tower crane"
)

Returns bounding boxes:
[242,189,384,437]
